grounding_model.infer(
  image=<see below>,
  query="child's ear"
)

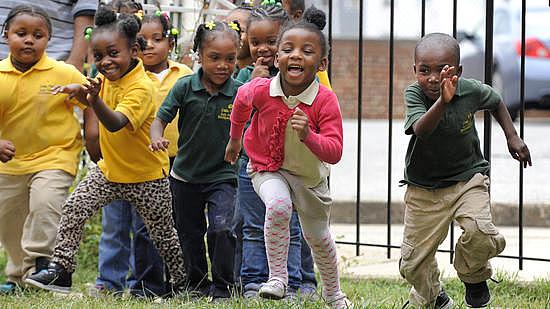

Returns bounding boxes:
[169,38,175,51]
[317,57,328,72]
[412,63,417,74]
[274,52,280,69]
[130,42,139,58]
[456,64,463,77]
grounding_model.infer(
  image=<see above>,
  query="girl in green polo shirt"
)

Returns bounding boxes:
[150,20,242,300]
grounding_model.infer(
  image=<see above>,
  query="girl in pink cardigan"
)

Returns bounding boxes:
[225,6,351,308]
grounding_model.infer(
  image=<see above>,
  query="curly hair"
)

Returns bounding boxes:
[279,5,328,57]
[93,3,145,50]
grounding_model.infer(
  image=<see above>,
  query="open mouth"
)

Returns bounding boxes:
[287,64,304,76]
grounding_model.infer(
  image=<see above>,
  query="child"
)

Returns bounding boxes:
[399,33,531,308]
[225,5,254,73]
[0,4,86,294]
[88,0,145,296]
[232,3,302,299]
[225,7,352,308]
[149,20,241,300]
[24,5,186,294]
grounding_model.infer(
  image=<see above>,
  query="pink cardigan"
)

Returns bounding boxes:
[229,77,343,172]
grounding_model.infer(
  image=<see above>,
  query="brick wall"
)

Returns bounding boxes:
[330,39,418,119]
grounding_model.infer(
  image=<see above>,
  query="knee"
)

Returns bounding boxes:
[264,196,292,223]
[460,218,506,255]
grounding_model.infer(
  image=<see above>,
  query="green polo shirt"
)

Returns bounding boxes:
[157,68,242,183]
[402,78,502,189]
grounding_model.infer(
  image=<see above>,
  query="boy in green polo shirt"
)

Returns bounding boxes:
[400,33,531,309]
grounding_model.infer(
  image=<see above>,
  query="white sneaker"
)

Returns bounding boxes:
[258,278,286,300]
[327,295,353,309]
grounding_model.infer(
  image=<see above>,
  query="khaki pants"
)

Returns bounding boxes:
[399,173,506,306]
[0,170,74,284]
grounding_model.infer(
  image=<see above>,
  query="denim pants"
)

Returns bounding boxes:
[96,200,167,296]
[170,177,236,298]
[236,157,309,291]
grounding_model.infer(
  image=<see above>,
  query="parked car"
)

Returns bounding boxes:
[459,0,550,120]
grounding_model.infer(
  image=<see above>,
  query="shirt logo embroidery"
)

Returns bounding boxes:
[38,84,54,95]
[460,112,473,134]
[217,103,232,120]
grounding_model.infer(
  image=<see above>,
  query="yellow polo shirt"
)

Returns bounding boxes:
[96,59,169,183]
[146,60,193,157]
[0,53,86,176]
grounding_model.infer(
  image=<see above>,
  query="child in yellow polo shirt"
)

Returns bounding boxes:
[25,5,186,295]
[0,5,87,294]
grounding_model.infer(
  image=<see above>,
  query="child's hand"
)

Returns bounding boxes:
[83,77,102,101]
[149,137,170,152]
[0,139,15,163]
[51,84,89,106]
[440,65,458,104]
[251,57,270,79]
[225,138,242,165]
[291,107,310,141]
[507,135,532,168]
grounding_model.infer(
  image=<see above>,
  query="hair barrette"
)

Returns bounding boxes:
[261,0,281,6]
[84,26,93,41]
[134,10,144,20]
[228,21,240,32]
[205,21,216,31]
[170,28,179,36]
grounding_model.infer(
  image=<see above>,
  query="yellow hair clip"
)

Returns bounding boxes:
[228,21,240,32]
[205,21,216,31]
[134,10,144,20]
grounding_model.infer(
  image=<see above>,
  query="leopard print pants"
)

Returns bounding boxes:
[52,166,186,286]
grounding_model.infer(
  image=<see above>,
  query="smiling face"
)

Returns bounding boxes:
[275,27,327,96]
[91,30,138,81]
[5,14,49,72]
[414,45,461,101]
[248,19,280,67]
[198,32,238,91]
[138,21,172,73]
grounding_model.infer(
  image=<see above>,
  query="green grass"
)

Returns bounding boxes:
[1,249,549,308]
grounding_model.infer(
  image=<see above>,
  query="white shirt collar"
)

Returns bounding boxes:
[269,73,319,108]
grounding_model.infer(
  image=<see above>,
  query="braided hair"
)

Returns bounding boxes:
[1,4,52,39]
[93,4,145,50]
[192,21,241,53]
[279,5,328,57]
[247,3,289,33]
[111,0,143,14]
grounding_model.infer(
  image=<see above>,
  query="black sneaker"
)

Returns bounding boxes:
[464,281,491,308]
[24,262,72,294]
[434,287,454,309]
[33,257,50,275]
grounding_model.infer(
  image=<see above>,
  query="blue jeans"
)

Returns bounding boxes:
[96,200,135,292]
[96,200,167,296]
[170,178,236,298]
[237,157,303,291]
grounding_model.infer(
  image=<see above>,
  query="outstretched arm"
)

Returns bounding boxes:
[412,65,458,138]
[149,118,169,152]
[491,102,532,168]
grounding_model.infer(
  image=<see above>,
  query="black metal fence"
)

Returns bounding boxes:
[328,0,547,270]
